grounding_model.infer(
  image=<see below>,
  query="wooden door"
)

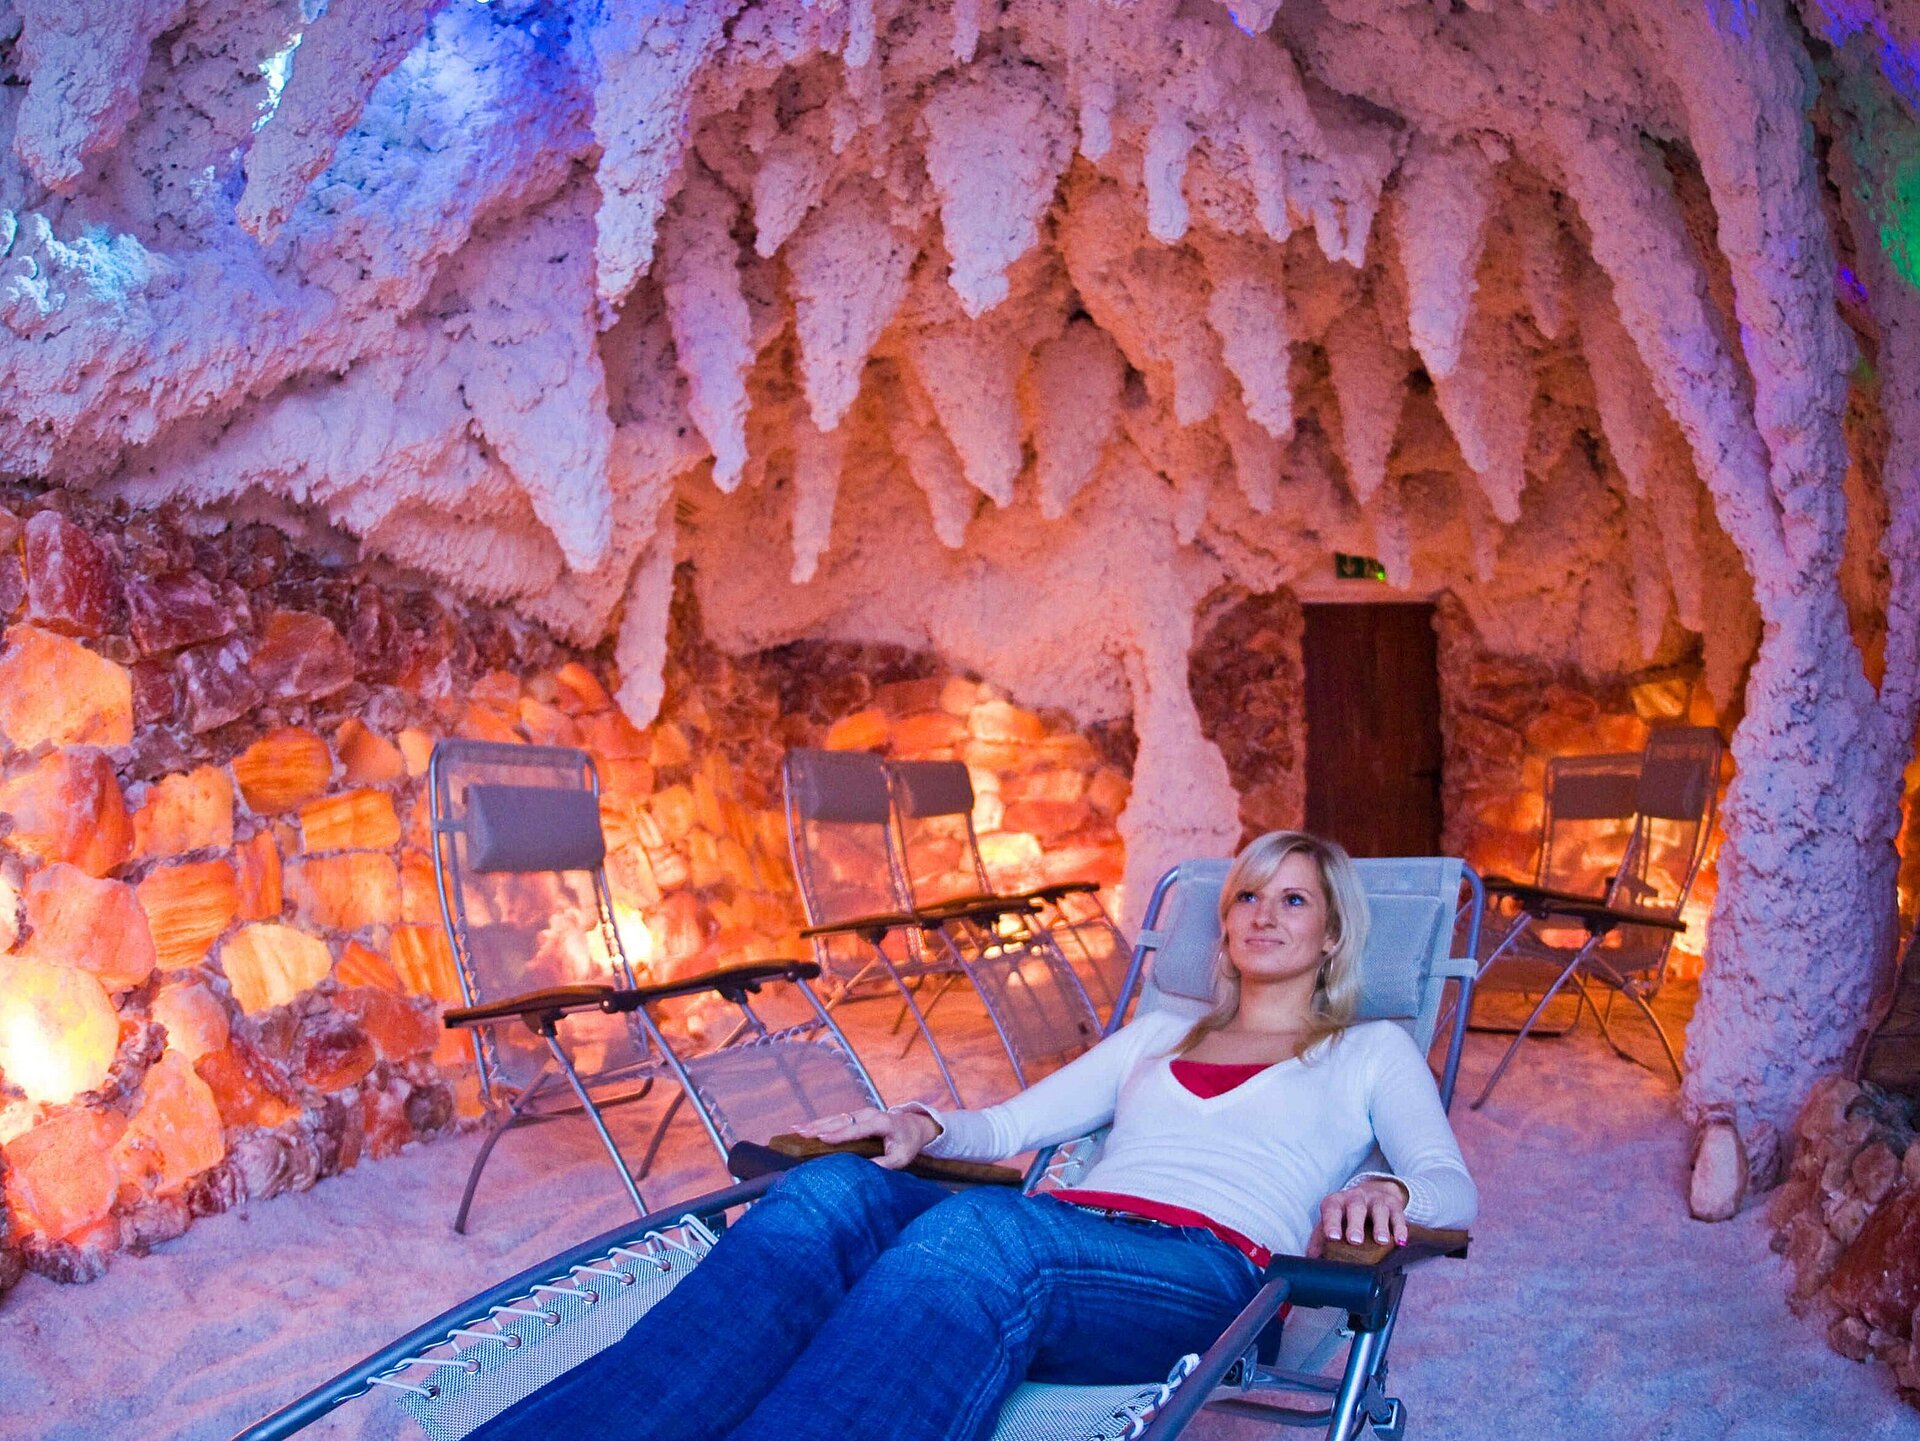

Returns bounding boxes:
[1302,604,1443,858]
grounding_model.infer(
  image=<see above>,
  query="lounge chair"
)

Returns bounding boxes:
[237,852,1482,1441]
[429,739,883,1231]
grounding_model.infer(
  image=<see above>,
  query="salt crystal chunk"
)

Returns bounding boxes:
[297,789,400,852]
[3,1109,124,1238]
[251,611,356,704]
[116,1052,225,1193]
[232,728,334,813]
[177,636,262,733]
[0,626,132,748]
[0,956,121,1104]
[218,923,332,1013]
[0,750,134,877]
[151,980,230,1062]
[23,512,116,638]
[17,862,156,990]
[232,830,284,920]
[124,571,238,655]
[131,765,235,859]
[137,859,240,970]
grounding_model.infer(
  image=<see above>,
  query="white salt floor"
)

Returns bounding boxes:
[3,984,1916,1441]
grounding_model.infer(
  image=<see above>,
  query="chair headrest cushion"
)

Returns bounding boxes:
[466,784,607,874]
[891,760,975,820]
[788,749,892,825]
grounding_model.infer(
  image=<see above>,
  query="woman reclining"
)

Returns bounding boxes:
[472,829,1476,1441]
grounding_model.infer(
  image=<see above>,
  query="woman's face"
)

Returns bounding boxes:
[1223,850,1335,987]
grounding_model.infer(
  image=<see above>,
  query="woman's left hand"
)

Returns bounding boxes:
[1311,1177,1409,1254]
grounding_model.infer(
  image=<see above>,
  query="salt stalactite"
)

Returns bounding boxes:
[907,316,1025,505]
[750,103,841,259]
[1432,309,1534,523]
[613,495,681,726]
[919,59,1073,317]
[844,0,878,68]
[1366,477,1414,588]
[787,177,918,432]
[586,0,743,308]
[1624,502,1674,660]
[885,367,977,546]
[1391,136,1495,381]
[1143,105,1197,243]
[1213,394,1280,514]
[1024,318,1126,519]
[660,169,756,492]
[1580,276,1670,500]
[1516,198,1571,342]
[238,0,454,240]
[789,414,846,583]
[1197,234,1294,441]
[433,186,616,573]
[1323,300,1408,504]
[367,503,566,603]
[951,0,983,62]
[10,0,196,189]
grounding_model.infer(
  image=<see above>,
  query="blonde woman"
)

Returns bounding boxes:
[474,831,1475,1441]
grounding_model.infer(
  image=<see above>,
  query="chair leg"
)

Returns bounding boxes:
[633,1086,689,1180]
[1470,947,1591,1110]
[454,1061,559,1235]
[868,943,966,1107]
[1592,971,1686,1083]
[1324,1326,1386,1441]
[545,1033,648,1219]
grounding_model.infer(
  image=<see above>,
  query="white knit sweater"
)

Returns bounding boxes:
[919,1010,1477,1258]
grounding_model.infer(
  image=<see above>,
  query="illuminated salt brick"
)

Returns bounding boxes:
[193,1039,300,1130]
[0,749,133,877]
[232,728,334,814]
[335,986,438,1061]
[650,784,697,843]
[335,939,403,991]
[518,696,580,748]
[891,711,968,752]
[580,708,650,760]
[399,849,440,926]
[22,512,113,639]
[395,728,435,778]
[116,1051,225,1194]
[389,925,461,1004]
[219,923,332,1014]
[0,626,132,748]
[999,799,1092,840]
[333,718,406,785]
[457,704,520,744]
[4,1109,124,1238]
[232,830,283,920]
[298,789,401,852]
[550,662,613,715]
[131,766,235,860]
[0,955,120,1104]
[1086,770,1130,817]
[136,859,240,970]
[649,721,692,769]
[150,981,230,1062]
[18,862,157,991]
[287,853,400,931]
[969,700,1046,744]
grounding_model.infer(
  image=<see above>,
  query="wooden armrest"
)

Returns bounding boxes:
[1486,879,1608,908]
[1012,880,1101,902]
[913,894,1041,924]
[444,984,620,1029]
[620,960,822,1006]
[734,1133,1026,1188]
[799,911,918,941]
[1525,896,1686,934]
[1318,1223,1472,1267]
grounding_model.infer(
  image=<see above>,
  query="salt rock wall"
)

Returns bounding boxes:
[0,486,1128,1289]
[3,0,1920,1177]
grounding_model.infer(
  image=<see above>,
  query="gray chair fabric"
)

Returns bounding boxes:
[466,784,607,874]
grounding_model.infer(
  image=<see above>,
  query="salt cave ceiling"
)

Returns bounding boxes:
[0,0,1917,730]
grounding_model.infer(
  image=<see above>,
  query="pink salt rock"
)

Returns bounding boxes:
[1000,798,1093,840]
[23,512,115,639]
[137,859,240,970]
[399,850,439,925]
[825,708,890,751]
[335,939,403,992]
[3,1109,124,1239]
[251,611,356,703]
[579,709,650,760]
[333,719,405,785]
[893,711,969,752]
[0,531,22,622]
[17,863,157,991]
[297,789,401,852]
[650,722,692,768]
[388,925,460,1003]
[116,1052,226,1194]
[0,626,133,748]
[232,727,334,814]
[128,660,179,728]
[177,636,263,733]
[519,697,581,748]
[123,571,237,655]
[395,728,434,778]
[131,765,236,860]
[287,853,400,931]
[1829,1188,1920,1334]
[0,755,131,878]
[969,700,1047,744]
[232,830,284,920]
[218,923,332,1013]
[150,980,230,1062]
[194,1038,301,1130]
[551,662,613,715]
[0,956,121,1104]
[294,1013,376,1093]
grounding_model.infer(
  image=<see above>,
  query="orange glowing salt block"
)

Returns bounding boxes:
[395,728,434,778]
[333,718,406,786]
[194,1038,300,1130]
[0,956,121,1105]
[0,625,133,748]
[116,1051,225,1194]
[4,1109,125,1238]
[579,709,649,761]
[232,830,283,920]
[297,788,401,852]
[649,721,692,768]
[968,700,1047,744]
[456,703,520,745]
[150,980,230,1062]
[518,696,580,748]
[18,862,157,991]
[219,923,332,1014]
[232,727,335,815]
[335,938,403,991]
[823,707,890,751]
[891,711,968,752]
[399,850,440,925]
[550,661,613,716]
[130,765,235,861]
[389,924,460,1004]
[0,749,133,877]
[137,858,240,971]
[287,852,400,931]
[335,986,438,1061]
[649,784,697,843]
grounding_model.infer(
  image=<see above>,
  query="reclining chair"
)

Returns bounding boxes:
[1469,725,1721,1109]
[888,758,1132,1023]
[429,739,883,1231]
[238,852,1482,1441]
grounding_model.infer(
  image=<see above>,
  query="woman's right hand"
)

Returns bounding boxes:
[793,1106,942,1170]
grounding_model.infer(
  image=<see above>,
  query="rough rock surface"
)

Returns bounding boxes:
[1,0,1918,1237]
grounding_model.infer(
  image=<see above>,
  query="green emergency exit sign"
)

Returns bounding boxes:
[1334,553,1387,581]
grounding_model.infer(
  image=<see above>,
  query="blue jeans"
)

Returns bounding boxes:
[469,1154,1261,1441]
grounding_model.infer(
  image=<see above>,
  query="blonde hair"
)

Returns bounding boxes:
[1177,830,1371,1058]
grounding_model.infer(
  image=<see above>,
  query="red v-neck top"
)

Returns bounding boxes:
[1050,1059,1280,1268]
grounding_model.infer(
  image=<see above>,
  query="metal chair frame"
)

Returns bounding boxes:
[431,739,883,1232]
